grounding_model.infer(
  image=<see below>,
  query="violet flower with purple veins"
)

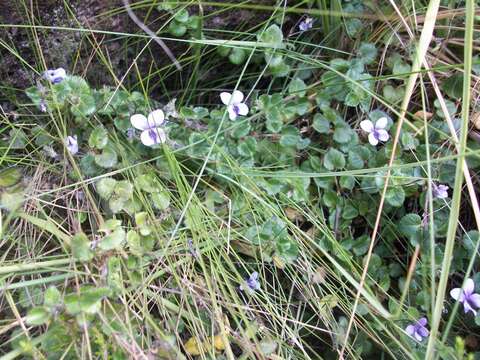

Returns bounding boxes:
[130,109,166,147]
[43,68,67,84]
[299,17,313,32]
[405,317,429,341]
[432,183,449,199]
[240,271,260,293]
[65,135,78,155]
[220,90,249,121]
[360,117,390,146]
[450,278,480,315]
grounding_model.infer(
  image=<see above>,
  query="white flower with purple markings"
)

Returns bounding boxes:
[43,68,67,84]
[360,117,390,146]
[220,90,249,121]
[299,17,313,32]
[65,135,78,155]
[450,278,480,315]
[130,109,167,147]
[432,183,449,199]
[240,271,260,293]
[405,317,429,341]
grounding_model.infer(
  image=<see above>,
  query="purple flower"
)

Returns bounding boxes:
[220,91,249,121]
[432,183,449,199]
[65,135,78,155]
[405,317,429,341]
[43,68,66,84]
[299,17,313,32]
[240,271,260,293]
[450,278,480,315]
[130,109,166,147]
[360,117,390,146]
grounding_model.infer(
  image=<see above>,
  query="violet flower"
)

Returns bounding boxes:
[360,117,390,146]
[405,317,429,341]
[299,17,313,32]
[432,183,449,199]
[43,68,67,84]
[450,278,480,315]
[220,90,249,121]
[240,271,260,293]
[65,135,78,155]
[130,109,166,147]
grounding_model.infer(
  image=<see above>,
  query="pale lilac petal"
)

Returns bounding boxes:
[227,105,238,120]
[251,272,259,280]
[375,117,388,130]
[469,294,480,308]
[450,288,464,302]
[376,129,389,142]
[231,90,244,104]
[418,317,427,326]
[464,278,475,295]
[44,68,67,83]
[236,103,249,116]
[130,114,149,130]
[65,135,78,155]
[463,300,476,315]
[368,133,379,146]
[417,327,429,337]
[147,109,165,127]
[220,92,232,105]
[360,120,374,133]
[414,332,423,341]
[405,325,415,335]
[140,128,166,146]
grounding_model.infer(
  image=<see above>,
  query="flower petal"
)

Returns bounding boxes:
[375,117,388,130]
[463,300,476,315]
[465,278,475,295]
[147,109,165,127]
[414,332,423,342]
[417,317,427,326]
[220,92,232,105]
[368,133,379,146]
[469,293,480,308]
[377,129,390,142]
[417,327,429,337]
[360,120,374,133]
[405,325,415,336]
[251,272,259,280]
[140,128,166,146]
[130,114,149,130]
[236,103,249,116]
[231,90,244,104]
[450,288,464,302]
[227,105,238,121]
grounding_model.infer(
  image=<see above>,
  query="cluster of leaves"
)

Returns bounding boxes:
[158,1,202,38]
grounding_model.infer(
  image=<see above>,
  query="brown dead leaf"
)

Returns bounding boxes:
[413,110,433,120]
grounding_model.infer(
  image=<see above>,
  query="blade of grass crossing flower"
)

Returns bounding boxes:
[425,0,475,358]
[338,1,441,357]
